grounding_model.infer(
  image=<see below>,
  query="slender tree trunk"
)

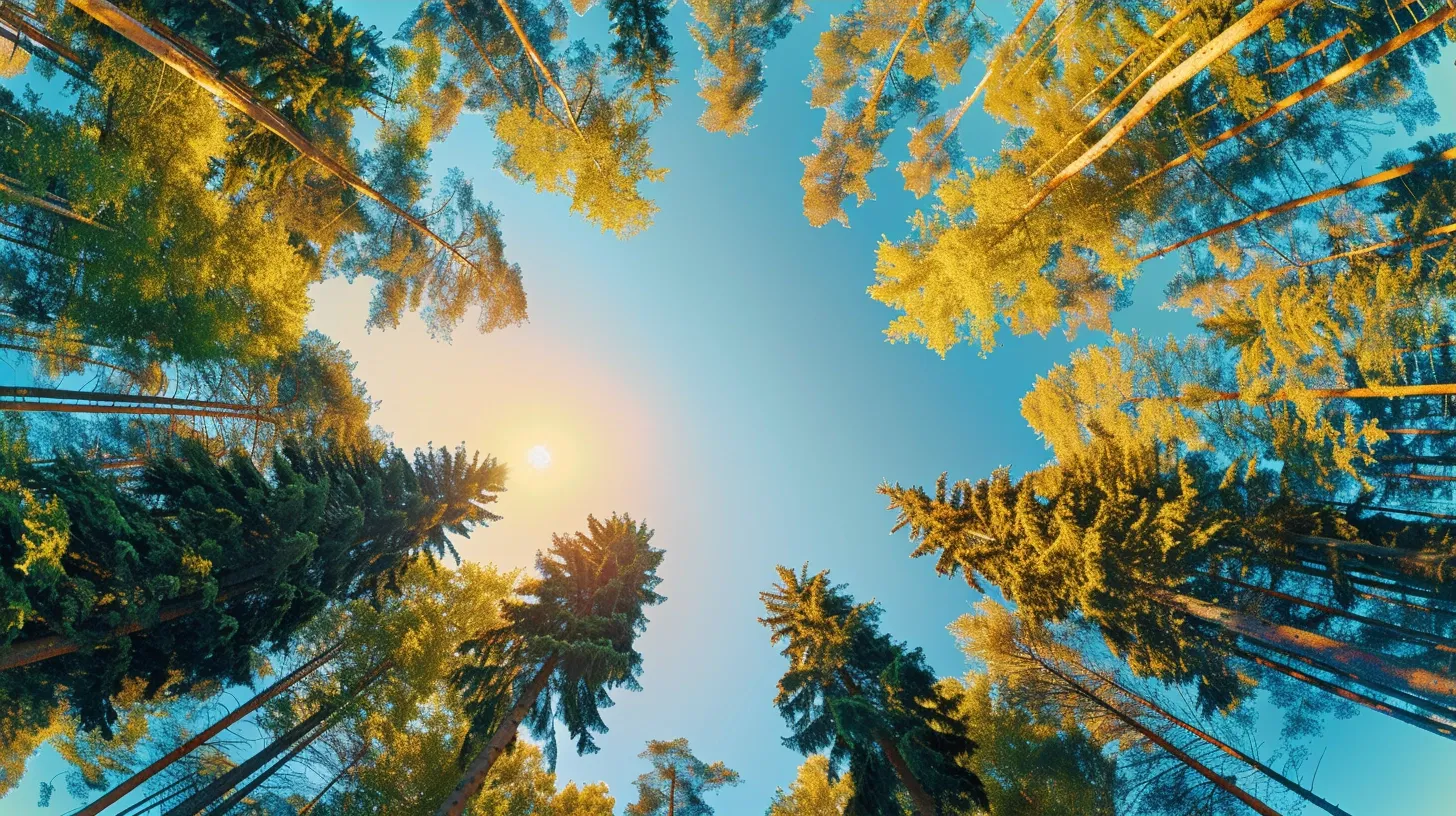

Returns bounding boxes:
[435,656,560,816]
[1273,220,1456,276]
[0,341,146,382]
[1130,2,1456,191]
[1074,6,1195,107]
[1203,571,1456,654]
[1292,534,1454,576]
[65,0,493,280]
[1141,142,1456,262]
[1251,631,1456,720]
[0,172,111,230]
[0,570,266,671]
[668,767,676,816]
[492,0,583,132]
[1386,427,1456,436]
[837,668,937,816]
[0,4,87,67]
[1032,31,1192,178]
[1281,561,1456,612]
[1231,645,1456,739]
[1034,658,1283,816]
[1089,668,1354,816]
[1151,588,1456,703]
[110,774,193,816]
[1333,500,1456,521]
[298,754,360,816]
[0,400,278,422]
[0,385,275,414]
[928,0,1047,156]
[75,641,344,816]
[165,659,390,816]
[1019,0,1303,217]
[201,717,333,816]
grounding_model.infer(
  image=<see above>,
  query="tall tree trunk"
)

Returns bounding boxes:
[1333,500,1456,521]
[75,641,344,816]
[492,0,585,134]
[435,656,560,816]
[668,767,676,816]
[1074,5,1195,107]
[110,774,193,816]
[1032,31,1192,178]
[1089,667,1353,816]
[0,385,276,414]
[1140,142,1456,262]
[201,717,333,816]
[164,659,390,816]
[298,754,360,816]
[1291,534,1454,577]
[64,0,494,282]
[1150,588,1456,703]
[0,173,112,229]
[1203,571,1456,654]
[1281,561,1456,613]
[1033,657,1283,816]
[1270,220,1456,276]
[1019,0,1303,217]
[0,569,266,671]
[927,0,1048,158]
[1129,2,1456,190]
[1231,645,1456,739]
[837,668,938,816]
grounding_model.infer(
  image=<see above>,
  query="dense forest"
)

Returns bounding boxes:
[0,0,1452,814]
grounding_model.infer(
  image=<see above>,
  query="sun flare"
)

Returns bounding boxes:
[526,444,552,470]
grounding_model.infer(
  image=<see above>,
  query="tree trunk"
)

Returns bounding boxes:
[201,716,333,816]
[1291,534,1454,577]
[435,656,559,816]
[164,659,390,816]
[1129,2,1455,190]
[1231,645,1456,739]
[0,570,266,671]
[1280,561,1456,613]
[1032,32,1192,178]
[1271,219,1456,275]
[1020,0,1303,217]
[1089,667,1353,816]
[110,774,193,816]
[0,385,275,414]
[668,767,676,816]
[1203,570,1456,654]
[75,641,344,816]
[1074,6,1195,107]
[1140,141,1456,262]
[65,0,493,281]
[492,0,584,133]
[836,668,938,816]
[1333,500,1456,521]
[0,172,112,230]
[0,400,274,422]
[929,0,1047,155]
[298,754,360,816]
[1151,588,1456,703]
[1035,659,1282,816]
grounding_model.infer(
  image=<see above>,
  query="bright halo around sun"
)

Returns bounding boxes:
[526,444,552,470]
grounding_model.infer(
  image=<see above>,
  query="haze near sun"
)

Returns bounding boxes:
[527,445,552,470]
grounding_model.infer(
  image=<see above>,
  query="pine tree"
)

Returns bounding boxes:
[625,738,740,816]
[436,513,665,816]
[760,565,987,816]
[686,0,808,135]
[766,755,852,816]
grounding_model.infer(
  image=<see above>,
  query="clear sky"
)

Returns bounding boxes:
[7,2,1456,814]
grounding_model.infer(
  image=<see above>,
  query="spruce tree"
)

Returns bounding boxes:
[625,738,740,816]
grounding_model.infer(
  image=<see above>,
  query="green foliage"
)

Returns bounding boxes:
[456,513,665,767]
[760,565,987,816]
[625,738,740,816]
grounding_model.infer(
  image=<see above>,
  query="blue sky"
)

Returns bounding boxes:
[7,2,1456,813]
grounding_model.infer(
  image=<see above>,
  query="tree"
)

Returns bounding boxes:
[766,755,852,816]
[759,565,987,816]
[950,672,1116,816]
[686,0,808,135]
[0,431,505,740]
[404,0,667,236]
[625,738,740,816]
[435,513,665,816]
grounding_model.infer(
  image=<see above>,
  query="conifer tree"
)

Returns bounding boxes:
[625,738,740,816]
[436,513,665,816]
[766,755,852,816]
[686,0,808,135]
[759,565,987,816]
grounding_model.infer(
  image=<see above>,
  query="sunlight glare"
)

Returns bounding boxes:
[526,444,552,470]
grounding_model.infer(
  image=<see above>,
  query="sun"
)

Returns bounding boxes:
[526,444,552,470]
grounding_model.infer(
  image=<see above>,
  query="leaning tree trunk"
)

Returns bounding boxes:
[1019,0,1303,217]
[74,641,345,816]
[1074,5,1195,107]
[435,656,560,816]
[1150,588,1456,704]
[926,0,1048,158]
[1140,141,1456,261]
[0,173,112,229]
[164,659,390,816]
[1128,2,1456,191]
[1203,571,1456,654]
[64,0,491,280]
[298,753,362,816]
[1090,667,1354,816]
[836,668,938,816]
[1034,657,1283,816]
[0,568,267,671]
[201,716,334,816]
[1231,645,1456,739]
[0,385,279,423]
